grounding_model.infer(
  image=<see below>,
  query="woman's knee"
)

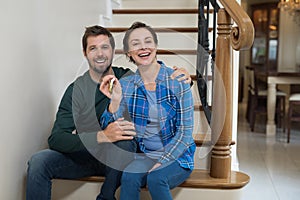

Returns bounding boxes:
[147,171,167,187]
[121,172,142,187]
[121,172,132,184]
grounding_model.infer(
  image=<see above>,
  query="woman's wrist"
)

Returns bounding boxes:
[108,99,120,113]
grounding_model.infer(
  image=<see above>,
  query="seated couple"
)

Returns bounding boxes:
[26,21,195,200]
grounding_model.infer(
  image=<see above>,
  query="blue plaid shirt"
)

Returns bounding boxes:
[100,61,195,169]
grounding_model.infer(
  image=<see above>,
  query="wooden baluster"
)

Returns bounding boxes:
[210,8,233,179]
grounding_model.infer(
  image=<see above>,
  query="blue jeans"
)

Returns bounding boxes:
[26,140,136,200]
[120,155,192,200]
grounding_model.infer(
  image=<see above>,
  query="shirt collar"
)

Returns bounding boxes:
[133,60,167,86]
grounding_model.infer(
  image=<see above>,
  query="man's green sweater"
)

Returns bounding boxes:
[48,67,130,153]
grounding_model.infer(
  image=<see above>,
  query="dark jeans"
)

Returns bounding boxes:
[26,140,136,200]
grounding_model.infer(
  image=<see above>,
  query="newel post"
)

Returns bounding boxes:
[210,8,233,179]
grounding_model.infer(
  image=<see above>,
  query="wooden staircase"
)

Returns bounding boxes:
[54,0,254,198]
[58,0,254,194]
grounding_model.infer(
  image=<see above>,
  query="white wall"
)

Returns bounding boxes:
[0,0,106,199]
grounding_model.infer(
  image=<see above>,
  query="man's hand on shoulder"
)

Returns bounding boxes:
[170,66,192,84]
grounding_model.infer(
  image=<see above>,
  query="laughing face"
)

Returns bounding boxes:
[85,35,114,76]
[126,28,157,67]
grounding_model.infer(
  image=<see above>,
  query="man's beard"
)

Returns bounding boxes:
[89,59,112,75]
[92,63,111,74]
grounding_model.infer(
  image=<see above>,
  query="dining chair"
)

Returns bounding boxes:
[246,66,286,132]
[287,93,300,143]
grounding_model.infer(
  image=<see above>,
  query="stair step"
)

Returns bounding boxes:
[191,75,197,81]
[180,169,249,189]
[193,133,211,146]
[115,49,197,55]
[191,75,213,81]
[194,103,203,111]
[194,104,212,112]
[112,8,214,14]
[72,169,249,189]
[193,133,235,146]
[115,49,213,55]
[107,27,202,33]
[113,8,198,14]
[119,0,197,10]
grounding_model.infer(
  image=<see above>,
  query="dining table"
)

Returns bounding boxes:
[267,68,300,135]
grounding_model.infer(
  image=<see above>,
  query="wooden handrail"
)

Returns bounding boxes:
[219,0,255,50]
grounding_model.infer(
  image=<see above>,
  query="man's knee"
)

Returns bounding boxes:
[28,150,50,173]
[27,149,61,177]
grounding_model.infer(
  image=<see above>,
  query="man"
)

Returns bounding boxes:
[26,25,191,200]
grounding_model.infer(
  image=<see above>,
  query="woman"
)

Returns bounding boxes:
[100,22,195,200]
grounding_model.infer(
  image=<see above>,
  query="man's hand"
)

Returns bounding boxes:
[170,66,192,84]
[97,118,136,143]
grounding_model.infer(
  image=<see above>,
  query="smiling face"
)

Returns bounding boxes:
[85,34,114,76]
[126,28,157,67]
